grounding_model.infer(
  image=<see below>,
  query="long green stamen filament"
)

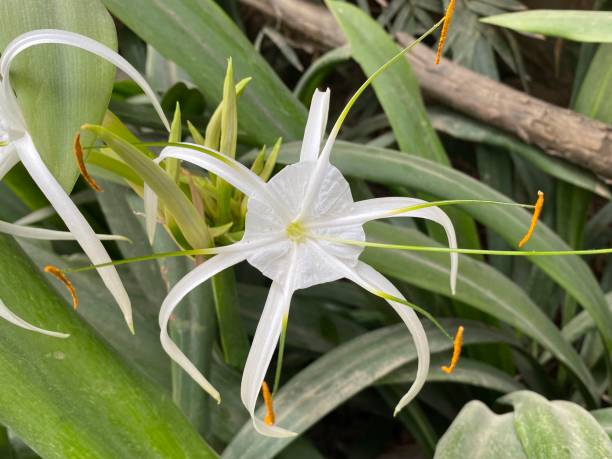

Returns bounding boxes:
[65,247,228,274]
[273,314,289,394]
[384,199,535,217]
[372,289,452,340]
[329,17,445,139]
[314,235,612,257]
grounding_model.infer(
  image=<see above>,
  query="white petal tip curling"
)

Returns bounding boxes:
[252,418,298,438]
[0,299,70,339]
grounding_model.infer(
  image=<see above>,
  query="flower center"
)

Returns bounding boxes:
[286,220,306,242]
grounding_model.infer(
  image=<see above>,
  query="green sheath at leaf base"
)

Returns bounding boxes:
[0,235,217,458]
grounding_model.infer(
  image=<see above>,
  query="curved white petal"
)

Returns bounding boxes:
[0,220,127,241]
[299,89,330,163]
[309,243,430,416]
[159,239,275,402]
[347,262,430,415]
[241,246,299,438]
[310,197,458,294]
[157,144,290,220]
[0,298,69,338]
[159,248,247,403]
[0,29,169,131]
[14,134,133,331]
[0,146,19,180]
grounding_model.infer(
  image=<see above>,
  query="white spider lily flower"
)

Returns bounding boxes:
[153,89,458,437]
[0,29,169,334]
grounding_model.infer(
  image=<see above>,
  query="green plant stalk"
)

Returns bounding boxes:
[0,235,217,458]
[212,268,249,369]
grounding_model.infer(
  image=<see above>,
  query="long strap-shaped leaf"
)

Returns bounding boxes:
[101,0,307,144]
[276,142,612,355]
[222,320,514,459]
[0,235,217,458]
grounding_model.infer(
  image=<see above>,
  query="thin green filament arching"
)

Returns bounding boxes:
[273,314,289,394]
[328,16,445,140]
[313,235,612,257]
[385,199,535,216]
[65,246,226,274]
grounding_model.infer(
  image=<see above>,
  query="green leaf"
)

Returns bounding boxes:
[481,11,612,43]
[361,221,595,397]
[435,401,526,459]
[0,0,117,192]
[0,235,216,458]
[575,44,612,134]
[328,0,481,250]
[501,391,612,458]
[222,320,514,459]
[436,392,612,458]
[592,408,612,439]
[428,108,611,199]
[101,0,307,145]
[379,355,524,394]
[274,141,612,357]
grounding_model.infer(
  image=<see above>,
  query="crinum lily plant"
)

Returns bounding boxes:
[148,93,459,436]
[0,29,170,336]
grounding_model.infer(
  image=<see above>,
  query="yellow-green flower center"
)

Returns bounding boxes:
[286,221,306,242]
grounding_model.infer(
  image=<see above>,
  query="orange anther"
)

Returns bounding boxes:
[518,191,544,248]
[44,265,78,310]
[74,133,102,192]
[261,381,275,426]
[441,325,464,374]
[435,0,456,65]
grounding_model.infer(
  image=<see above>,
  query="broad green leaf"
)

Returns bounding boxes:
[435,401,525,458]
[481,11,612,43]
[101,0,307,145]
[84,125,209,249]
[501,391,612,458]
[428,108,611,199]
[222,320,514,459]
[592,408,612,438]
[575,44,612,122]
[0,0,117,192]
[436,392,612,458]
[361,221,595,397]
[275,142,612,356]
[328,0,481,250]
[379,355,524,394]
[0,235,216,458]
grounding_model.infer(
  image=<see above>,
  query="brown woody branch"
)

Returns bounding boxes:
[241,0,612,181]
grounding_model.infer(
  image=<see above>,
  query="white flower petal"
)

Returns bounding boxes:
[158,144,290,220]
[0,29,169,131]
[0,146,19,179]
[0,220,128,241]
[309,243,430,416]
[347,262,430,415]
[309,197,459,295]
[0,298,69,338]
[241,246,299,438]
[159,248,247,403]
[299,89,330,163]
[15,134,133,330]
[159,239,274,402]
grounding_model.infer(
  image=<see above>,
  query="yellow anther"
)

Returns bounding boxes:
[435,0,456,65]
[44,265,78,310]
[518,191,544,248]
[74,133,102,192]
[441,325,464,374]
[261,381,275,426]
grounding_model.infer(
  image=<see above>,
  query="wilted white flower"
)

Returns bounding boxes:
[153,89,458,437]
[0,30,169,334]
